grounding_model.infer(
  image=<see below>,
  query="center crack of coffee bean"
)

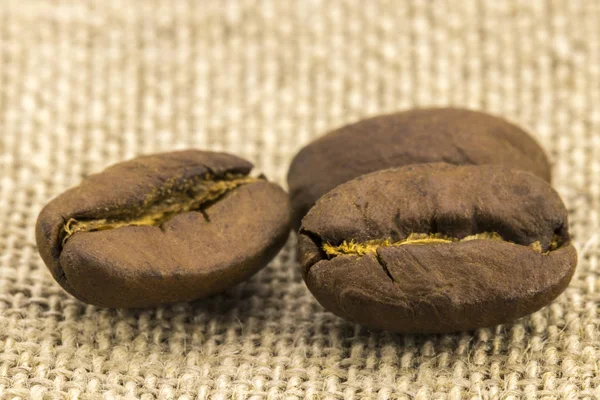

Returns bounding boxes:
[61,175,259,246]
[322,232,561,257]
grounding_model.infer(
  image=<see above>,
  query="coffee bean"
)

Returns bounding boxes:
[288,108,551,229]
[298,163,577,333]
[36,150,291,308]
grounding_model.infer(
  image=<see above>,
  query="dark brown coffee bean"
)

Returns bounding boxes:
[288,108,551,229]
[298,163,577,333]
[36,150,291,308]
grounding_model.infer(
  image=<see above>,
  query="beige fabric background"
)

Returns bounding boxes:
[0,1,599,399]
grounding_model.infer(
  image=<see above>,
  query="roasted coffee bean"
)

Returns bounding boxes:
[36,150,291,308]
[298,163,577,333]
[288,108,551,229]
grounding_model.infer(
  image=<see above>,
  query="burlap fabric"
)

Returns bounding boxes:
[1,1,599,399]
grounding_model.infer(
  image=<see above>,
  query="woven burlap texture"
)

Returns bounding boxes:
[1,1,599,399]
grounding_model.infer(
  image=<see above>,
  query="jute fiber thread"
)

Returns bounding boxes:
[0,1,599,399]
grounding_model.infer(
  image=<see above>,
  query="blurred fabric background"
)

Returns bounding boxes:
[0,1,598,398]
